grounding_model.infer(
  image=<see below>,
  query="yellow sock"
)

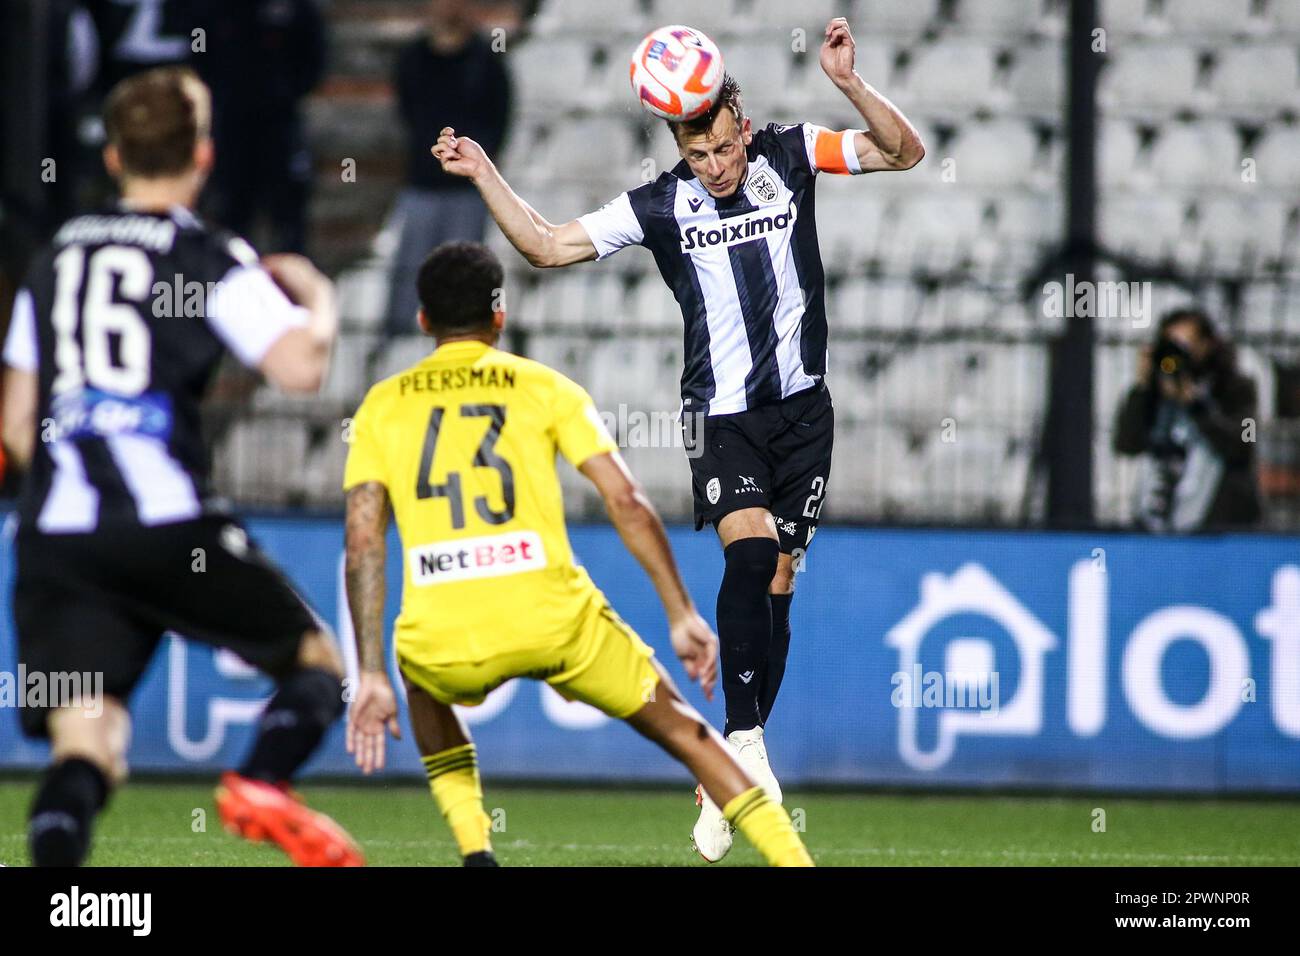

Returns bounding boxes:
[723,786,813,867]
[423,744,492,857]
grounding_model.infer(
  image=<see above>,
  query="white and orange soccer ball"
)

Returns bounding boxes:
[629,25,725,122]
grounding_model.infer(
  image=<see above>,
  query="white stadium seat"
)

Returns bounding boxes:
[1147,120,1241,189]
[1098,119,1143,187]
[1098,45,1203,114]
[722,37,794,113]
[1098,194,1190,260]
[1195,197,1296,263]
[944,119,1045,188]
[650,0,739,39]
[1250,124,1300,189]
[903,41,1000,114]
[534,0,645,34]
[956,0,1057,36]
[1165,0,1264,35]
[1214,45,1300,114]
[1008,41,1065,115]
[856,0,941,38]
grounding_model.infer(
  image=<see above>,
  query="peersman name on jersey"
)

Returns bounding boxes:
[679,201,798,253]
[55,215,177,253]
[399,365,517,396]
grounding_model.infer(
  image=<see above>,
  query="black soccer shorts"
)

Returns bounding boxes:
[12,513,321,738]
[684,383,834,555]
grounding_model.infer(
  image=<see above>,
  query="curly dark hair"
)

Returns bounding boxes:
[416,241,505,335]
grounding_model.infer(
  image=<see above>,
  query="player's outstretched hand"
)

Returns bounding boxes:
[820,17,857,86]
[431,127,489,181]
[670,612,719,701]
[346,671,402,775]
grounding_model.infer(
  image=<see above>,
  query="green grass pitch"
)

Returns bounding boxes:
[1,778,1297,866]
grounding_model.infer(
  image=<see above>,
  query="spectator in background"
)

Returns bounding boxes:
[1114,308,1262,532]
[384,0,512,337]
[196,0,328,253]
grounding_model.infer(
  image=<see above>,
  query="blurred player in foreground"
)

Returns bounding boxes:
[342,241,812,867]
[432,17,924,859]
[1,67,358,866]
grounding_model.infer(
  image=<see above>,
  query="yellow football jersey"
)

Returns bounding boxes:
[343,339,619,664]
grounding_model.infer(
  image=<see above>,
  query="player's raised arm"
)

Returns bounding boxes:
[821,17,925,173]
[256,254,339,393]
[431,127,597,268]
[579,451,719,699]
[344,478,402,774]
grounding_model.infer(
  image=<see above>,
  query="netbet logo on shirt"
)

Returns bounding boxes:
[408,531,546,586]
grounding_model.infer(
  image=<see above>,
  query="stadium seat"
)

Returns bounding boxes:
[989,194,1062,244]
[813,177,888,271]
[944,119,1047,188]
[335,261,389,330]
[1147,120,1242,189]
[630,272,685,331]
[1097,45,1204,114]
[955,0,1059,36]
[1098,0,1160,37]
[533,0,645,35]
[902,41,1001,114]
[856,0,941,38]
[1194,196,1296,265]
[748,0,845,40]
[1165,0,1265,36]
[882,193,987,271]
[1213,45,1300,115]
[650,0,739,39]
[550,116,643,187]
[722,37,794,113]
[321,332,379,405]
[1098,119,1143,187]
[1277,0,1300,34]
[512,37,614,115]
[1098,193,1191,260]
[1252,125,1300,190]
[1007,41,1065,116]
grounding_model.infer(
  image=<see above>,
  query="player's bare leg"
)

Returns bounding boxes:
[401,674,497,867]
[215,628,364,866]
[28,698,130,866]
[626,660,812,866]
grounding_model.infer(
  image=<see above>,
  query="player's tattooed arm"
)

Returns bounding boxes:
[820,17,925,172]
[345,481,391,672]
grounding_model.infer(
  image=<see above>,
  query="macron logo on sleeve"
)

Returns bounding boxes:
[408,531,546,586]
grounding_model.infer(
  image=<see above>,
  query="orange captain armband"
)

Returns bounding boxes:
[810,126,861,175]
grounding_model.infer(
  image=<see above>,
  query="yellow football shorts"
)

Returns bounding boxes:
[397,600,661,719]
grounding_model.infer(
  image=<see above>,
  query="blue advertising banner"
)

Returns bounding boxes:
[2,513,1298,793]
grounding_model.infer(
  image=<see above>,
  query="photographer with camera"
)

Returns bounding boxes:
[1114,308,1261,531]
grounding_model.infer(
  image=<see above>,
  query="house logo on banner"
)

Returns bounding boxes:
[887,561,1300,771]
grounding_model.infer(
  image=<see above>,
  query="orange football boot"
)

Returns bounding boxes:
[215,771,364,867]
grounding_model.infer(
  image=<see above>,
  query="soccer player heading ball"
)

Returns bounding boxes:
[433,17,924,860]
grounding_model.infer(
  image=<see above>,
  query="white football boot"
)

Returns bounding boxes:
[691,783,734,863]
[727,726,783,804]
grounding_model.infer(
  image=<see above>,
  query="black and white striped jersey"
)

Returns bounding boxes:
[577,122,864,416]
[2,204,307,534]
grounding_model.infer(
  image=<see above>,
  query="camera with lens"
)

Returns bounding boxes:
[1152,338,1193,382]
